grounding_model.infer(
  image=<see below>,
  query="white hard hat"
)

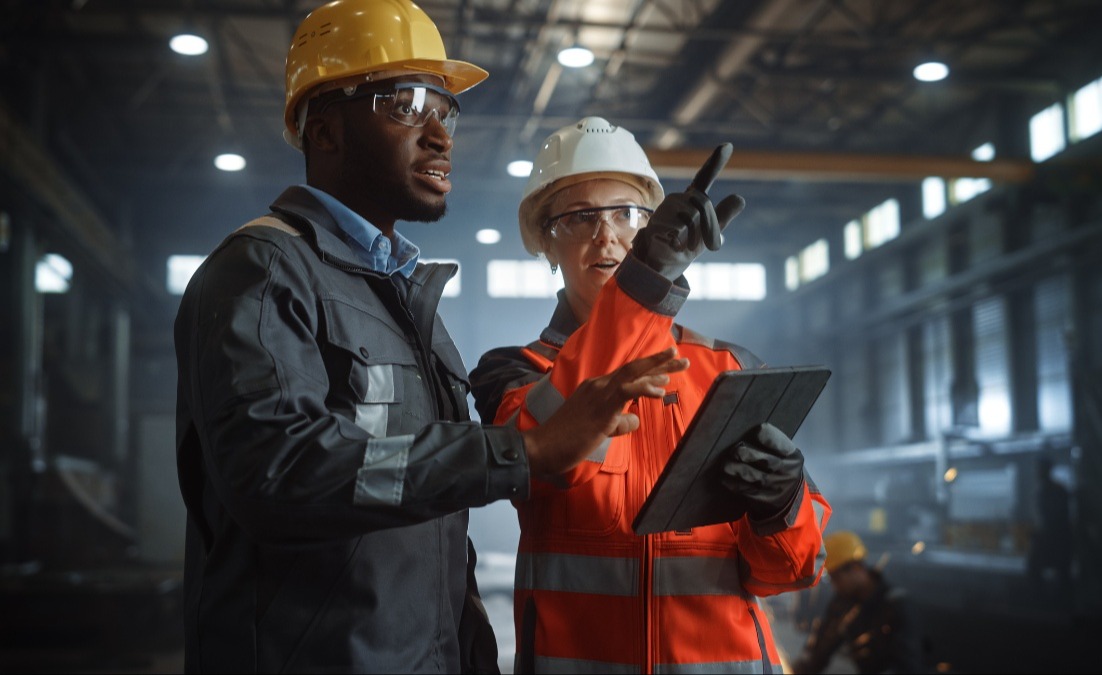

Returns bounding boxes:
[518,117,664,256]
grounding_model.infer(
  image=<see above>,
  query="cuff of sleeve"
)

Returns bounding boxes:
[749,479,805,537]
[616,253,689,317]
[484,425,531,501]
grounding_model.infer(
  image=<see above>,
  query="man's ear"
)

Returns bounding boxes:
[303,111,340,153]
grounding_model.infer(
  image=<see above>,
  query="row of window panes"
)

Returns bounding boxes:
[788,74,1102,292]
[163,78,1102,300]
[166,255,766,301]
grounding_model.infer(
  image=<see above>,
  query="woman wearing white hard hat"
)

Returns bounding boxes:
[470,117,833,673]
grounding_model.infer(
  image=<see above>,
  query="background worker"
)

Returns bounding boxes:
[469,116,832,673]
[789,530,926,674]
[173,5,687,673]
[1026,456,1073,601]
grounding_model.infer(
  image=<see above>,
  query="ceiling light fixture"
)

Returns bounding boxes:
[170,33,209,56]
[214,153,246,172]
[507,160,533,177]
[913,60,949,82]
[476,229,502,245]
[557,46,594,68]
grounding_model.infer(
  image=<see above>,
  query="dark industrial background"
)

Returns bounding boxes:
[1,0,1100,672]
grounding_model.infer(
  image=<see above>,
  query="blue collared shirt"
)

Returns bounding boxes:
[302,185,420,278]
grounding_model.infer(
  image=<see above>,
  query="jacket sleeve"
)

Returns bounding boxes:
[548,255,686,402]
[175,233,528,546]
[734,474,832,597]
[471,255,688,492]
[469,345,548,425]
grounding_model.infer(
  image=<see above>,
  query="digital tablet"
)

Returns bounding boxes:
[632,365,831,535]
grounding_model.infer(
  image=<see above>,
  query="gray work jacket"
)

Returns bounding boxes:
[174,185,527,673]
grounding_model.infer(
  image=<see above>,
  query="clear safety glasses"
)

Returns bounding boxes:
[546,205,654,242]
[312,82,461,136]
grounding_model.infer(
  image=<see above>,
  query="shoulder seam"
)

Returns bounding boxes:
[237,215,301,237]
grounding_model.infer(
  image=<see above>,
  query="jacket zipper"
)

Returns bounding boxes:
[638,397,655,675]
[748,604,773,674]
[642,532,653,675]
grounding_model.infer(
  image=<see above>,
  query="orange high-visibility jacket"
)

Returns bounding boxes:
[470,256,832,674]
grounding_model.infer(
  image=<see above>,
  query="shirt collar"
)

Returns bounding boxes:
[300,184,420,278]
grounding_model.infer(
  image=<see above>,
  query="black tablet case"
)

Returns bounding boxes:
[632,366,831,535]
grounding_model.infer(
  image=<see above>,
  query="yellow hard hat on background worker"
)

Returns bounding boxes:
[823,530,867,574]
[283,0,489,148]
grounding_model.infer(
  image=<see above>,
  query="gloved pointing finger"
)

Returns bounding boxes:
[702,193,746,251]
[690,143,734,194]
[631,141,745,281]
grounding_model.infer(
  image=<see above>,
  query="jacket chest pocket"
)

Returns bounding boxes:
[556,438,630,538]
[348,363,405,437]
[321,297,415,438]
[432,332,472,423]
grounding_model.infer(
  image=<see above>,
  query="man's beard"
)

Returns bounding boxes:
[339,123,447,223]
[384,181,447,223]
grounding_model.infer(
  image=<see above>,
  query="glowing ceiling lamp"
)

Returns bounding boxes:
[214,153,246,172]
[558,46,594,68]
[913,60,949,82]
[170,33,209,56]
[507,160,533,177]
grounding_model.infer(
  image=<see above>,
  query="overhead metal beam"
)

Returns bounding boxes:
[0,102,137,292]
[645,148,1037,183]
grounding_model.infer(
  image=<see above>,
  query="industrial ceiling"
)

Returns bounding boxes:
[2,0,1101,297]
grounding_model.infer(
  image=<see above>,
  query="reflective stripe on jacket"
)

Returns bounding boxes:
[470,255,832,674]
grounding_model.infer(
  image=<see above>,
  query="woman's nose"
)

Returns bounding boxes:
[592,217,618,243]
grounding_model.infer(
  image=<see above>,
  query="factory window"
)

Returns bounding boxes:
[487,259,563,298]
[1029,102,1066,162]
[876,334,908,444]
[865,198,900,249]
[843,219,862,259]
[922,177,946,219]
[802,239,830,283]
[420,258,461,297]
[950,143,994,205]
[683,262,766,300]
[167,255,205,295]
[785,256,799,290]
[838,346,874,450]
[923,316,953,438]
[36,253,72,294]
[1070,75,1102,142]
[785,239,829,290]
[974,297,1012,436]
[1035,276,1072,431]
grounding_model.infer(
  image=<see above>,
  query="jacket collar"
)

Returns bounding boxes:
[267,184,459,299]
[539,289,582,348]
[268,185,375,273]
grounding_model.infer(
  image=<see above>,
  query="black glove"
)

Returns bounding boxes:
[719,422,805,521]
[631,143,746,282]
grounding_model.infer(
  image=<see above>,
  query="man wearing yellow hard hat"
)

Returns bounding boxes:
[789,531,927,674]
[174,1,688,672]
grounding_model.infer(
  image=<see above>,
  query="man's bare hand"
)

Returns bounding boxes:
[523,347,690,477]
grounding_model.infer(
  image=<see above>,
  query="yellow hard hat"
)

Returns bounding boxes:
[284,0,489,143]
[823,530,867,574]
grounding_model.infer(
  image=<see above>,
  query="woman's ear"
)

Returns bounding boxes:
[542,242,559,269]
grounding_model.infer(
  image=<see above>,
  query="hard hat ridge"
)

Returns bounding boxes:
[518,116,664,256]
[283,0,489,149]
